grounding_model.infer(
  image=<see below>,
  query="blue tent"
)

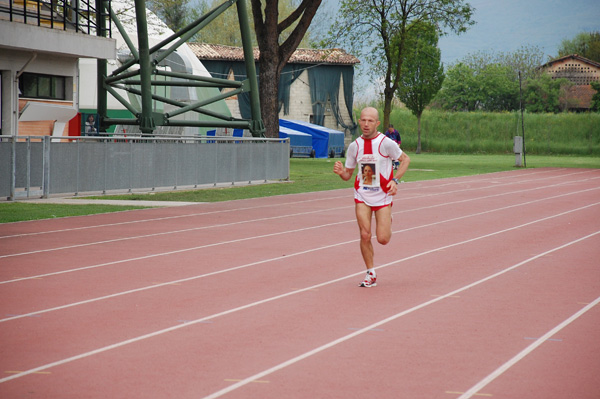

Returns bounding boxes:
[318,125,346,158]
[279,126,314,157]
[279,119,345,158]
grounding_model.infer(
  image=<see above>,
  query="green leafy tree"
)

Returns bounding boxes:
[590,81,600,112]
[436,63,519,112]
[328,0,474,132]
[147,0,199,32]
[434,63,478,111]
[434,46,543,112]
[523,74,571,113]
[193,0,247,45]
[396,22,444,153]
[477,64,519,111]
[557,31,600,63]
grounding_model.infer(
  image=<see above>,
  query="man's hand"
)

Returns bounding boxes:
[334,161,353,181]
[386,180,398,196]
[333,161,344,176]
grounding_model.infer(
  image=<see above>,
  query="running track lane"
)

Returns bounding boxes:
[0,168,598,399]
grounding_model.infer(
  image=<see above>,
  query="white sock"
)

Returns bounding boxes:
[367,268,375,275]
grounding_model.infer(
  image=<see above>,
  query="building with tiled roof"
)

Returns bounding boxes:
[540,54,600,111]
[189,42,360,137]
[188,43,360,65]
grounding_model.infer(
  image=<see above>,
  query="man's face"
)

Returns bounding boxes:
[359,110,380,137]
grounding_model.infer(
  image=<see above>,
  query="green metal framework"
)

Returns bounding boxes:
[96,0,264,136]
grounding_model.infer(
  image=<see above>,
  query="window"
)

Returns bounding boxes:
[19,73,66,100]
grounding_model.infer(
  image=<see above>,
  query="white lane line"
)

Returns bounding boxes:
[200,231,600,399]
[0,194,600,323]
[2,169,594,240]
[2,186,597,286]
[0,219,350,287]
[2,174,598,260]
[456,296,600,399]
[0,194,349,239]
[0,238,353,323]
[1,229,598,385]
[0,206,347,259]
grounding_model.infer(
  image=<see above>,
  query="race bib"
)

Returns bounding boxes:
[358,154,379,189]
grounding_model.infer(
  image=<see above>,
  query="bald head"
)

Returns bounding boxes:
[361,107,379,121]
[358,107,381,138]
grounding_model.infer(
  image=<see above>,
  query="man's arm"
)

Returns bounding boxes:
[385,152,410,196]
[395,152,410,180]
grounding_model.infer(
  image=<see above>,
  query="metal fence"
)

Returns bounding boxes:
[0,135,290,199]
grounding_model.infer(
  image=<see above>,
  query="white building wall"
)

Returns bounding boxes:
[282,70,312,122]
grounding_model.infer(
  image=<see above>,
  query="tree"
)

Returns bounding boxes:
[523,74,570,113]
[590,81,600,112]
[329,0,474,131]
[147,0,199,32]
[435,63,477,111]
[557,31,600,63]
[250,0,322,137]
[195,0,314,48]
[477,64,519,111]
[437,63,520,112]
[460,45,545,81]
[193,0,247,46]
[396,21,444,153]
[146,0,319,137]
[433,46,544,112]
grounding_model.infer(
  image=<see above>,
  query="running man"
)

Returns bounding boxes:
[333,107,410,287]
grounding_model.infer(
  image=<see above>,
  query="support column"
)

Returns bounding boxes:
[237,0,264,137]
[96,0,108,132]
[134,0,156,134]
[1,70,17,136]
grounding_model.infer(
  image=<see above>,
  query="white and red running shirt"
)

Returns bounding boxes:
[345,132,403,207]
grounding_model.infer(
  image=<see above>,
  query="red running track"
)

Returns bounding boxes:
[1,167,599,399]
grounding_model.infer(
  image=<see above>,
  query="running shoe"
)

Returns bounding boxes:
[359,271,377,287]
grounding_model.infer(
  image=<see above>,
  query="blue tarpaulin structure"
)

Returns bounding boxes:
[279,119,345,158]
[279,126,314,158]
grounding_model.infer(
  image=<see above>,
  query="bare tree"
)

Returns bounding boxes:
[194,0,315,47]
[251,0,322,137]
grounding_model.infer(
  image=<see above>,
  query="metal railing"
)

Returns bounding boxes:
[0,0,111,36]
[0,135,290,199]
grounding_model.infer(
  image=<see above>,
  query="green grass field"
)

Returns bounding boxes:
[390,109,600,155]
[2,154,598,223]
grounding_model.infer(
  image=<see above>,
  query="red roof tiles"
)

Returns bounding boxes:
[188,42,360,65]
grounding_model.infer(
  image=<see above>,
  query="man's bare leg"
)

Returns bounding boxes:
[355,202,375,269]
[374,205,393,245]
